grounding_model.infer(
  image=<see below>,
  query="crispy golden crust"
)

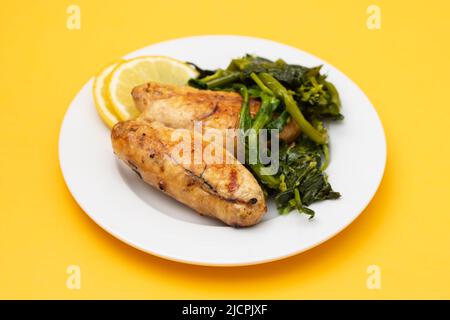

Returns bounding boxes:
[111,119,266,227]
[132,82,300,143]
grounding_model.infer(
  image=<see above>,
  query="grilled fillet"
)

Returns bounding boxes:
[132,82,300,143]
[111,119,267,227]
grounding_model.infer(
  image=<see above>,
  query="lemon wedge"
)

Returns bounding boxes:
[93,61,121,128]
[107,56,198,121]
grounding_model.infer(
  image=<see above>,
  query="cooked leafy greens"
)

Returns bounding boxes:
[188,55,342,217]
[275,138,340,217]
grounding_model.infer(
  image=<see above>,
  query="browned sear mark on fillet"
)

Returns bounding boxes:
[196,103,219,120]
[227,169,239,193]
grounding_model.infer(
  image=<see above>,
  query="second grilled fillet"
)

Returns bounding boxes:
[111,119,267,227]
[132,82,300,143]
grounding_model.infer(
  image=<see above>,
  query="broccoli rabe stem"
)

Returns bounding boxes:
[250,73,274,96]
[258,73,328,144]
[251,94,279,131]
[250,163,280,188]
[321,144,330,171]
[205,72,240,89]
[236,85,251,131]
[200,69,224,83]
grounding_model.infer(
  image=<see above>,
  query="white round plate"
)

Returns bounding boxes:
[59,35,386,266]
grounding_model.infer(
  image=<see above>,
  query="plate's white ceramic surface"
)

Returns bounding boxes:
[59,35,386,266]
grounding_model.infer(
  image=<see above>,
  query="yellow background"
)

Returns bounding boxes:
[1,0,449,299]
